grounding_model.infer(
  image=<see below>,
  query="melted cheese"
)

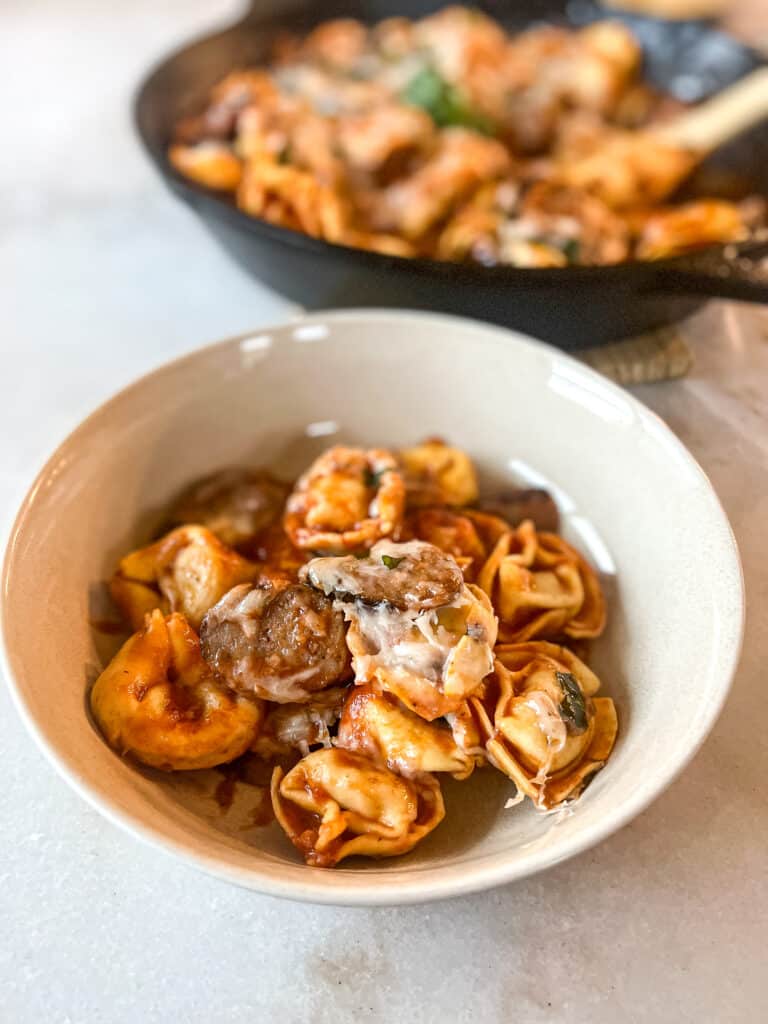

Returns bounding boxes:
[341,591,474,685]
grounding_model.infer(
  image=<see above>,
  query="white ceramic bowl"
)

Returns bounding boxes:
[1,310,743,905]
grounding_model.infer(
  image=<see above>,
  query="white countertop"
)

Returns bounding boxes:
[2,2,767,1020]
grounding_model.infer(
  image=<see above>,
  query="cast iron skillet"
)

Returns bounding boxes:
[135,0,768,348]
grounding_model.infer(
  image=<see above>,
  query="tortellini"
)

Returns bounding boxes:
[110,525,257,630]
[251,687,349,759]
[248,521,307,586]
[399,439,479,508]
[478,519,606,642]
[404,507,513,582]
[168,141,243,191]
[337,684,475,779]
[469,493,559,535]
[303,540,498,719]
[167,468,289,548]
[345,583,496,719]
[92,438,620,870]
[404,507,487,579]
[461,642,617,808]
[271,748,445,866]
[284,446,405,553]
[90,610,264,771]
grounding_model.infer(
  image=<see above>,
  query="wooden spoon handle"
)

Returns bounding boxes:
[654,66,768,153]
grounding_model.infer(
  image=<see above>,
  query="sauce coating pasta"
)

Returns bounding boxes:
[169,7,764,266]
[90,438,618,867]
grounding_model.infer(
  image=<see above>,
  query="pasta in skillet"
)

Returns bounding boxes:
[90,437,618,868]
[168,7,764,266]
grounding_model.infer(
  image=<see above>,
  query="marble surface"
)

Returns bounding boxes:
[2,2,767,1021]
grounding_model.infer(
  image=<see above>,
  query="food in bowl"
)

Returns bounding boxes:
[168,6,764,266]
[90,439,617,868]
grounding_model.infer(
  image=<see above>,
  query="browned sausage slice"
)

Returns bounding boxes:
[200,581,349,703]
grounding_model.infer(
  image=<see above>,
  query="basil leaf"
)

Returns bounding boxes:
[381,555,404,570]
[556,671,588,734]
[402,67,494,135]
[561,238,581,263]
[364,466,385,488]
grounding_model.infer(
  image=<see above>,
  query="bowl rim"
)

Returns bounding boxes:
[0,308,745,905]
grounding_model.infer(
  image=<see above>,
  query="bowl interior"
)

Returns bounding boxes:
[1,311,742,903]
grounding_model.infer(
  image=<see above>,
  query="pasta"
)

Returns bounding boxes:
[166,468,288,548]
[481,644,617,808]
[109,525,257,630]
[284,445,405,552]
[478,520,606,642]
[169,7,764,266]
[90,439,619,868]
[337,683,475,780]
[399,439,479,508]
[90,610,264,771]
[251,686,349,759]
[403,507,488,580]
[303,538,498,719]
[271,748,445,867]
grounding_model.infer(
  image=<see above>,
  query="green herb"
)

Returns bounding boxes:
[530,236,581,263]
[402,66,494,135]
[278,144,292,165]
[364,466,385,489]
[381,555,404,570]
[560,238,581,263]
[556,671,588,734]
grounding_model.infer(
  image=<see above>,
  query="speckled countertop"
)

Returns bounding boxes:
[2,2,767,1021]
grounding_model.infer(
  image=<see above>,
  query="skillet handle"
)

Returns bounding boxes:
[646,242,768,303]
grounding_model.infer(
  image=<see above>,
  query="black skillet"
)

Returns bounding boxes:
[134,0,768,348]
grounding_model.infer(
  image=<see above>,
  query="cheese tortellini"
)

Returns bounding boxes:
[399,438,479,508]
[251,686,349,759]
[284,445,405,553]
[337,684,475,779]
[404,507,488,579]
[479,519,606,642]
[303,539,498,719]
[271,748,445,866]
[110,525,257,630]
[91,437,619,869]
[167,468,289,548]
[458,642,617,808]
[90,610,264,771]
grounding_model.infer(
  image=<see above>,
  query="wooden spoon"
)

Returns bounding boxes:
[560,66,768,209]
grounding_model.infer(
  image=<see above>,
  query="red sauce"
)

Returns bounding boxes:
[242,522,307,580]
[214,755,281,823]
[251,787,275,827]
[214,768,239,811]
[89,618,128,636]
[241,756,274,787]
[213,757,249,810]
